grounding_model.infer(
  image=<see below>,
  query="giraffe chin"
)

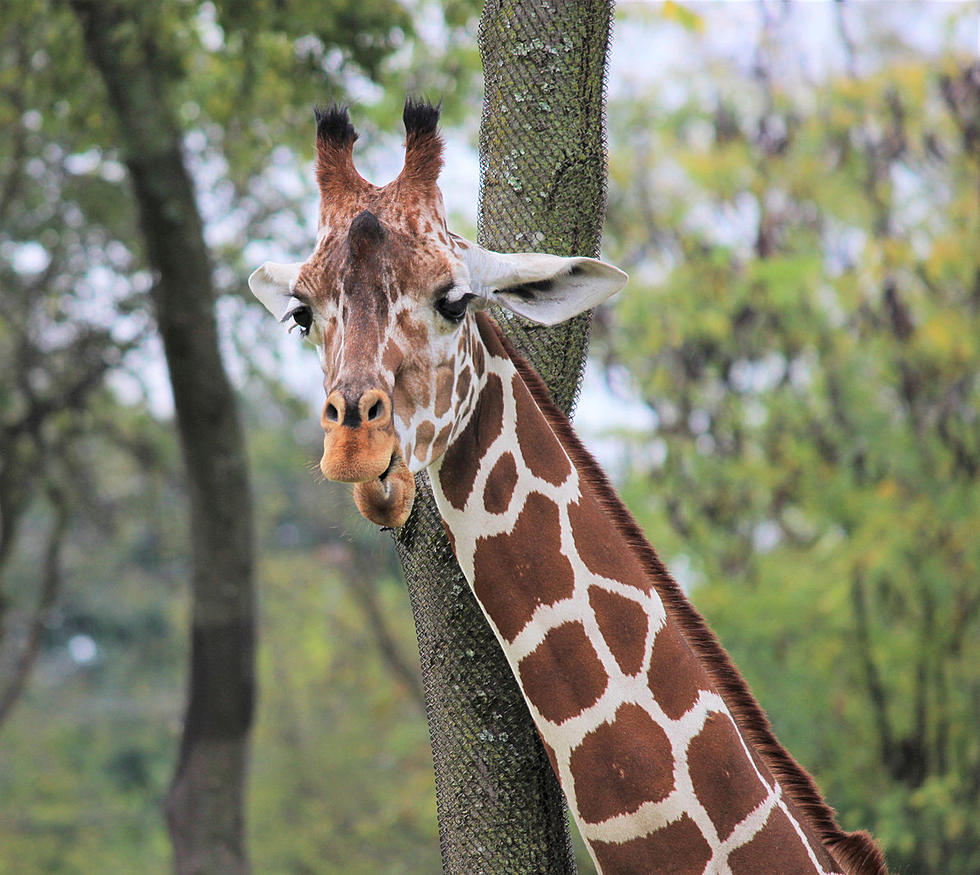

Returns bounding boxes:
[352,454,416,528]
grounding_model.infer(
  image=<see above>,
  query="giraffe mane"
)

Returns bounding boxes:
[488,317,889,875]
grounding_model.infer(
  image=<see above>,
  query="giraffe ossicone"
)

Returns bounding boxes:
[249,99,888,875]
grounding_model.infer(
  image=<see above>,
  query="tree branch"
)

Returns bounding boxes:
[0,487,69,730]
[850,571,894,768]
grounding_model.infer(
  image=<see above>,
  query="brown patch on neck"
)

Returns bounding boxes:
[486,318,889,875]
[513,372,572,486]
[569,702,674,824]
[646,624,704,721]
[567,495,651,594]
[730,807,820,874]
[438,371,504,510]
[483,452,519,514]
[592,814,712,874]
[474,310,508,358]
[687,712,769,841]
[471,491,575,642]
[587,587,648,676]
[518,620,607,725]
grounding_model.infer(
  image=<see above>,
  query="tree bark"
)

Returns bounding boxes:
[392,2,614,871]
[68,3,256,872]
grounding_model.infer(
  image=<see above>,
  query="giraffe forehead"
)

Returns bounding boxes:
[299,220,459,319]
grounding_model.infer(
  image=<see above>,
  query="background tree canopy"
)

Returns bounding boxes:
[0,2,976,873]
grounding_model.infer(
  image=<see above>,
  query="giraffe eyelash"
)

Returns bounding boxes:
[281,301,314,336]
[436,292,475,324]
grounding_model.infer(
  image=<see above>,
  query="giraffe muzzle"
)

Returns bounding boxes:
[319,387,397,483]
[319,386,416,527]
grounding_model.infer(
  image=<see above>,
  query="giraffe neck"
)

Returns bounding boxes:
[428,313,864,875]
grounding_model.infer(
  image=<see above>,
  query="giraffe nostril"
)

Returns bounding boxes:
[325,403,340,423]
[367,399,383,422]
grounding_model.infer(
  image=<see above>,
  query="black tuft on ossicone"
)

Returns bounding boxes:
[314,104,358,146]
[403,97,441,137]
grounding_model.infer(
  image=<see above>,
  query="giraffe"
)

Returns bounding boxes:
[249,99,888,875]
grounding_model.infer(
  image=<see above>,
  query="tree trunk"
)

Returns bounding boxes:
[392,2,614,871]
[68,3,256,872]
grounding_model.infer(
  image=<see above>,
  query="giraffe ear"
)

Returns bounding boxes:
[248,261,304,319]
[459,241,628,326]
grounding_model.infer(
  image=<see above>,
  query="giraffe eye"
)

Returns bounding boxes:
[436,293,474,324]
[286,305,313,336]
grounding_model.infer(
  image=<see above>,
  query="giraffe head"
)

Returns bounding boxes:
[249,99,627,527]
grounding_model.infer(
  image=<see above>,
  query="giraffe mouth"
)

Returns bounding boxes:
[319,425,397,484]
[377,452,397,483]
[352,448,416,528]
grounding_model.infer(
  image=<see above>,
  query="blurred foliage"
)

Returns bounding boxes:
[601,4,978,872]
[0,386,436,873]
[0,0,478,870]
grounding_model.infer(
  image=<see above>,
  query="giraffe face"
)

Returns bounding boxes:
[249,100,627,527]
[290,202,481,528]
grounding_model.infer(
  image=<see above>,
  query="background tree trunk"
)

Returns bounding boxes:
[392,2,614,871]
[68,3,256,872]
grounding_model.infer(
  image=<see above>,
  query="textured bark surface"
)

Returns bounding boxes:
[68,3,256,872]
[479,0,613,407]
[392,2,614,871]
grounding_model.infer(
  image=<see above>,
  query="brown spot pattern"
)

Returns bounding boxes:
[591,814,713,875]
[570,702,674,824]
[473,336,486,374]
[588,587,648,676]
[439,372,503,510]
[472,491,574,642]
[434,365,454,417]
[454,364,471,406]
[414,420,435,462]
[483,452,518,515]
[568,496,651,593]
[518,621,608,725]
[513,373,571,486]
[729,806,818,874]
[394,360,431,413]
[687,712,768,842]
[646,624,707,721]
[382,338,402,374]
[431,423,452,461]
[396,308,427,346]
